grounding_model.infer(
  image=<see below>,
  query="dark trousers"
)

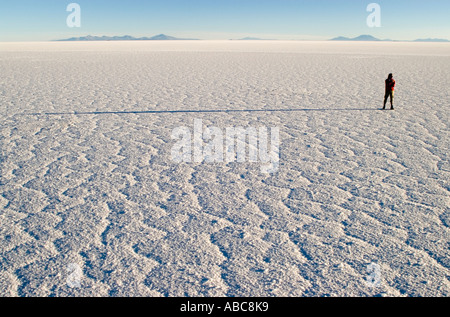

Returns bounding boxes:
[384,90,394,108]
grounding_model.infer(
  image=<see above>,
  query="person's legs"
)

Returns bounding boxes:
[383,92,389,109]
[390,91,394,109]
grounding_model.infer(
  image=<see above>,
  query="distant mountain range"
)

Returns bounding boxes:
[330,35,449,42]
[413,38,450,42]
[55,33,449,43]
[56,34,199,41]
[331,35,384,41]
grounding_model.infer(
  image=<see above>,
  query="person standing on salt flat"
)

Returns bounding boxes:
[383,73,396,110]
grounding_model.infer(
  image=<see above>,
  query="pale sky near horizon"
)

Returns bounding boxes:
[0,0,449,41]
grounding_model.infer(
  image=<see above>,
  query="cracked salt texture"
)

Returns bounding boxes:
[0,41,449,297]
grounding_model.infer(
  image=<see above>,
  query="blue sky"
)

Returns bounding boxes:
[0,0,449,41]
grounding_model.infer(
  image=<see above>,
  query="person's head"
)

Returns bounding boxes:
[388,73,393,79]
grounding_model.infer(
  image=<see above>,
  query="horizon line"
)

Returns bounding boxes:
[1,34,449,43]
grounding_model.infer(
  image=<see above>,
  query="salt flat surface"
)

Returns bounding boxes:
[0,41,449,297]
